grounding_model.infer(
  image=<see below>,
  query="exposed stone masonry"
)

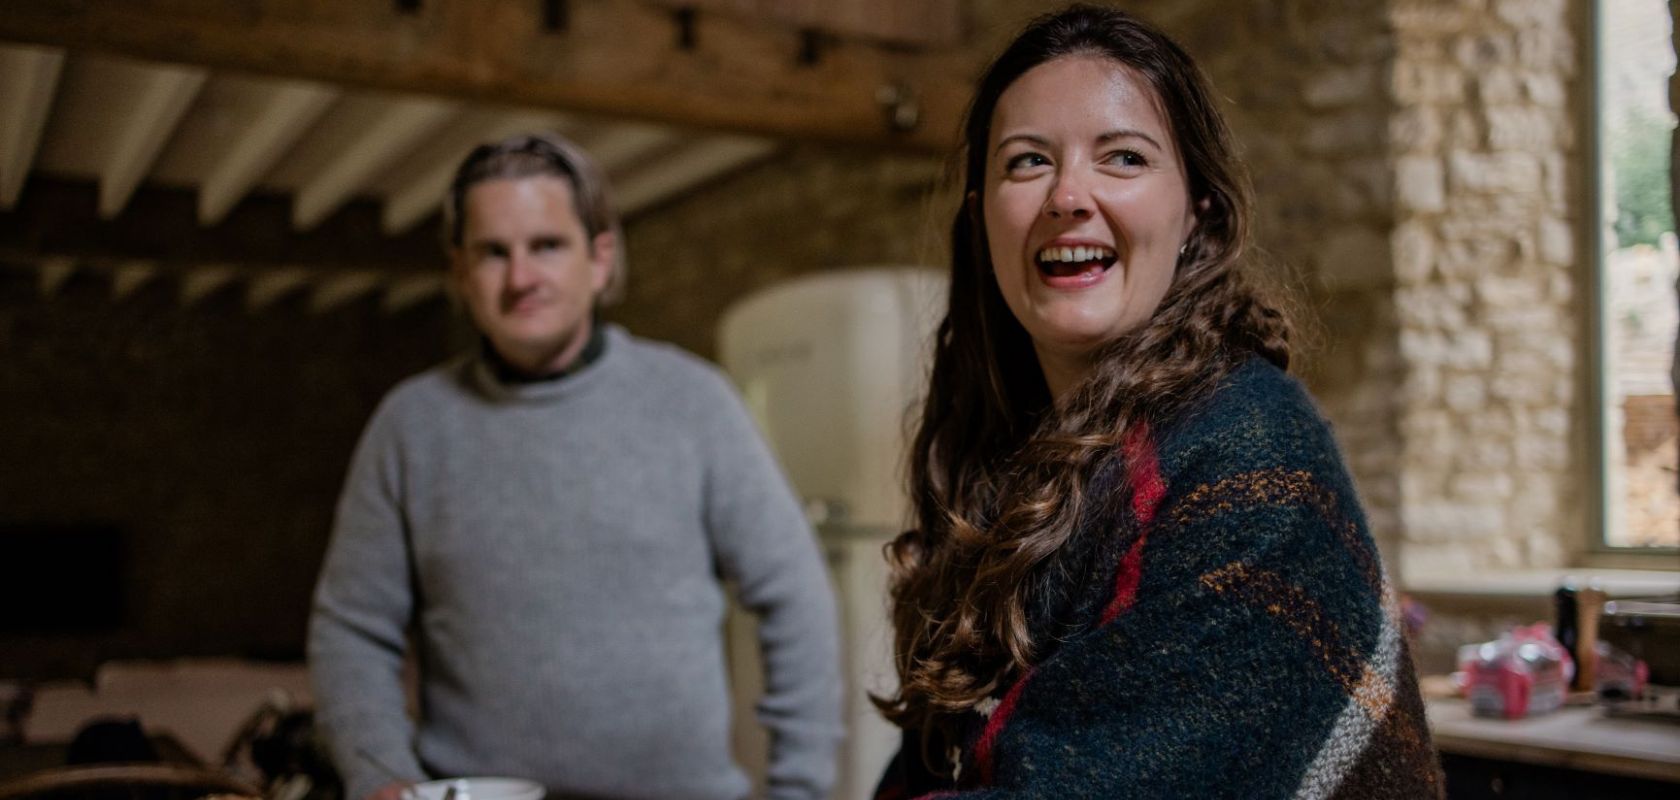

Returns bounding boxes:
[1388,0,1585,576]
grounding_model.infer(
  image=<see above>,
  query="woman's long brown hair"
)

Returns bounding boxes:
[874,5,1295,747]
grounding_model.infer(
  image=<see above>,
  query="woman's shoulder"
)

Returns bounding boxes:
[1155,355,1347,483]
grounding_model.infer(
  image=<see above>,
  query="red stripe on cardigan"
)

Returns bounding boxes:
[973,666,1031,786]
[1100,425,1163,625]
[975,425,1165,784]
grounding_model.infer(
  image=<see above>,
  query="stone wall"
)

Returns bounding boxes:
[1387,0,1587,577]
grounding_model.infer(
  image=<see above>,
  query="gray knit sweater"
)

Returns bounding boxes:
[308,325,842,800]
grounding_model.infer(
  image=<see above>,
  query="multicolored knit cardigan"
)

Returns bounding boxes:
[875,357,1444,799]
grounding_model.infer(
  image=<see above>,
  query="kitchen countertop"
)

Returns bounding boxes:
[1426,696,1680,783]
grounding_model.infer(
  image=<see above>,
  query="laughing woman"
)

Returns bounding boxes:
[873,6,1442,798]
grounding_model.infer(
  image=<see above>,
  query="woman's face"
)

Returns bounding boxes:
[982,55,1198,383]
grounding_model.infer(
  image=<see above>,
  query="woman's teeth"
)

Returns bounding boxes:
[1035,244,1116,277]
[1036,245,1115,264]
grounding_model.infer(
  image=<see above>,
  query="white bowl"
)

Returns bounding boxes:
[402,777,546,800]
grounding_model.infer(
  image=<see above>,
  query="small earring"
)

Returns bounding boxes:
[1178,243,1188,256]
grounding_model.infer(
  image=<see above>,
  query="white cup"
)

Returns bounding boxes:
[402,778,546,800]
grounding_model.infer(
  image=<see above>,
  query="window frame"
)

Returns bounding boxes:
[1585,0,1680,565]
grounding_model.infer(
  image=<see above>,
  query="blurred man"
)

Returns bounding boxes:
[308,132,841,800]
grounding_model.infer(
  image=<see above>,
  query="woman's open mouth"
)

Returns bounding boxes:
[1035,243,1117,288]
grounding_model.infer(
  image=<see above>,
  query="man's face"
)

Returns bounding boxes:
[450,175,613,375]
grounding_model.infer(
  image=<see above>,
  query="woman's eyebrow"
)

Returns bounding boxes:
[1096,128,1164,150]
[994,133,1052,155]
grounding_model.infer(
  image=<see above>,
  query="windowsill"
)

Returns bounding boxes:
[1403,568,1680,601]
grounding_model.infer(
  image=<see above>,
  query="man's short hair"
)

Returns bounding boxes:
[442,131,627,305]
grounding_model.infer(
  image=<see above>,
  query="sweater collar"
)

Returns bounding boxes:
[467,322,623,403]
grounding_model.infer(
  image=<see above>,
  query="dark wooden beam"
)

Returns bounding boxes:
[0,176,444,274]
[0,0,975,153]
[649,0,965,47]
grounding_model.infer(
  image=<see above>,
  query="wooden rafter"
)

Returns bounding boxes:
[0,44,64,208]
[0,0,972,153]
[380,109,566,235]
[293,96,458,230]
[99,62,206,218]
[616,137,779,216]
[199,80,338,226]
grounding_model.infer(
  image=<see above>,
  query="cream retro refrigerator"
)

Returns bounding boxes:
[717,267,944,800]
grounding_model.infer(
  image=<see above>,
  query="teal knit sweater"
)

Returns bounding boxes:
[876,357,1442,799]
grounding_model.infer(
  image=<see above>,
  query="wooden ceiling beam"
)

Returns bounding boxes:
[0,176,445,274]
[0,44,65,208]
[380,109,566,236]
[0,0,972,153]
[199,80,339,226]
[293,96,457,230]
[98,62,207,219]
[616,136,779,217]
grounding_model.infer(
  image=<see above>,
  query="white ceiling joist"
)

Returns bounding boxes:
[99,63,208,219]
[179,265,238,306]
[616,137,777,217]
[384,273,445,313]
[111,260,159,300]
[199,80,338,226]
[574,123,682,174]
[292,96,457,231]
[308,270,382,313]
[37,256,76,297]
[380,111,564,236]
[246,267,310,310]
[0,44,65,208]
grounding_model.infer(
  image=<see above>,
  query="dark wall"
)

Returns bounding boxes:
[0,266,451,679]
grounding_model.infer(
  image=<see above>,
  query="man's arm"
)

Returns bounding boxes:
[308,409,427,800]
[700,374,843,800]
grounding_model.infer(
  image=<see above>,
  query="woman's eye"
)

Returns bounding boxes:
[1004,152,1050,172]
[1106,150,1148,168]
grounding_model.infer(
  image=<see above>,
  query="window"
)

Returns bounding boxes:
[1596,0,1679,551]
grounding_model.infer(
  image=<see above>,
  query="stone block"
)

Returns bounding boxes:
[1393,221,1439,284]
[1404,364,1444,402]
[1450,109,1487,148]
[1400,542,1481,583]
[1456,32,1518,70]
[1391,106,1446,151]
[1391,2,1474,34]
[1487,105,1562,151]
[1490,368,1550,402]
[1304,65,1379,109]
[1444,372,1489,409]
[1458,439,1514,470]
[1541,153,1571,211]
[1392,60,1468,104]
[1495,0,1566,29]
[1448,330,1495,368]
[1517,27,1575,73]
[1448,150,1542,196]
[1523,73,1567,107]
[1513,434,1570,471]
[1539,215,1574,265]
[1474,273,1545,309]
[1304,110,1387,156]
[1396,155,1447,212]
[1475,67,1525,104]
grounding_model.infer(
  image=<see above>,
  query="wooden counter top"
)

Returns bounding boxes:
[1426,697,1680,783]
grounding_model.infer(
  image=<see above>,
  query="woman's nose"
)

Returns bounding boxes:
[1044,172,1094,220]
